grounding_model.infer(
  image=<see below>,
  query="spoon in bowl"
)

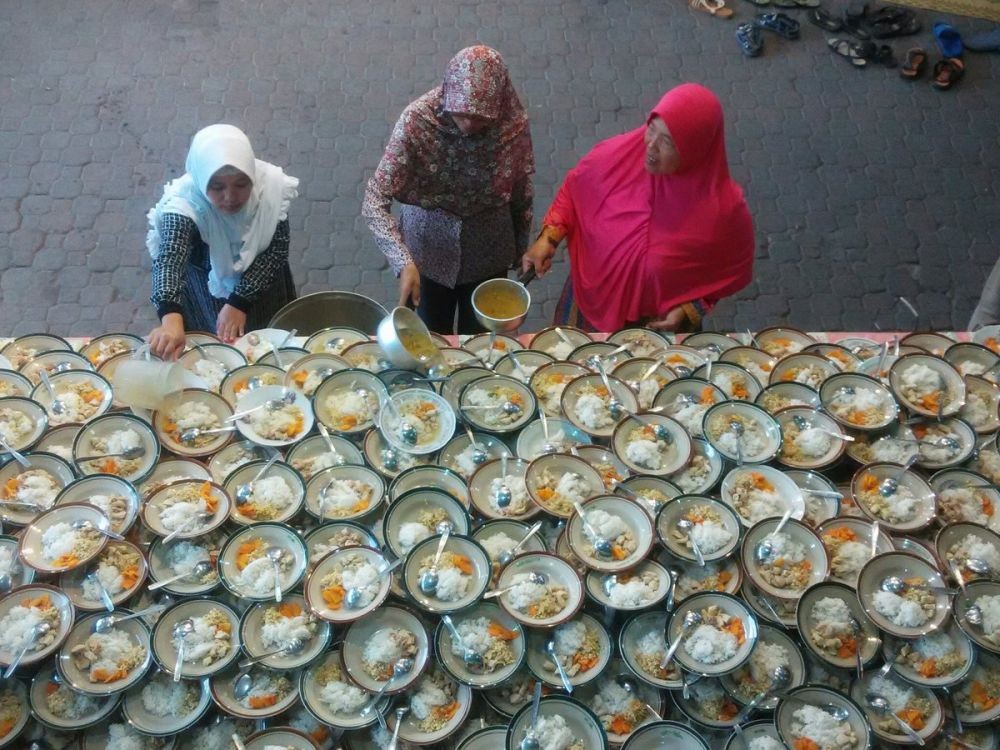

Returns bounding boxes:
[86,571,116,613]
[495,454,512,509]
[149,560,214,591]
[235,452,281,505]
[866,693,925,745]
[729,419,745,465]
[171,618,195,682]
[359,657,415,718]
[0,435,30,468]
[345,558,402,609]
[496,521,544,567]
[38,369,66,416]
[878,454,919,497]
[675,518,705,566]
[879,575,958,596]
[464,425,488,465]
[179,425,236,444]
[570,500,613,559]
[3,621,52,678]
[658,610,702,670]
[752,508,793,566]
[75,446,146,464]
[615,674,660,719]
[442,614,485,672]
[387,706,410,750]
[264,546,286,602]
[519,681,543,750]
[71,517,125,541]
[484,571,547,599]
[418,521,454,595]
[161,511,214,545]
[237,637,307,671]
[92,605,167,635]
[545,640,574,693]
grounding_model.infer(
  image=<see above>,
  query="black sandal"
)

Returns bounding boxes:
[810,7,844,31]
[756,12,801,39]
[827,36,869,66]
[900,47,928,78]
[932,57,965,90]
[736,22,765,56]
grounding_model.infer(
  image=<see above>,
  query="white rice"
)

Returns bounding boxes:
[625,439,663,470]
[480,532,518,561]
[340,562,380,609]
[41,522,78,562]
[192,359,227,391]
[749,737,784,750]
[554,472,591,505]
[574,393,613,430]
[669,396,708,436]
[410,675,451,721]
[684,624,737,663]
[107,722,158,750]
[584,508,628,542]
[261,611,315,651]
[140,671,198,717]
[237,556,284,597]
[0,408,32,444]
[489,475,530,514]
[451,444,483,477]
[398,522,432,554]
[790,705,854,748]
[873,590,928,628]
[795,428,831,458]
[546,342,574,360]
[170,400,219,431]
[319,672,368,714]
[453,616,496,657]
[690,521,733,554]
[434,566,470,602]
[607,577,659,608]
[82,561,126,600]
[811,597,853,631]
[533,714,577,750]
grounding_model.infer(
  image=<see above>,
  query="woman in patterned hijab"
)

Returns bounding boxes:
[362,45,535,334]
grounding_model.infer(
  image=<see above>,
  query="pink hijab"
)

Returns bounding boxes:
[545,84,754,331]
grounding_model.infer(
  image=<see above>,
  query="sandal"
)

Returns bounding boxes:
[843,16,872,39]
[736,22,765,56]
[690,0,735,18]
[933,22,964,57]
[827,36,869,66]
[900,47,928,78]
[876,44,897,66]
[756,12,801,39]
[810,7,844,31]
[932,57,965,89]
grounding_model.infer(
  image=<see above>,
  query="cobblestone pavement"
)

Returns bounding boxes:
[1,0,998,337]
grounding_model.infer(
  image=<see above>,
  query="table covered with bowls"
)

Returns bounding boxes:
[1,320,1000,750]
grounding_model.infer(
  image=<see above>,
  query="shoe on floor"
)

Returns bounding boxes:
[965,27,1000,52]
[900,47,928,77]
[736,22,765,55]
[933,21,964,57]
[932,57,965,89]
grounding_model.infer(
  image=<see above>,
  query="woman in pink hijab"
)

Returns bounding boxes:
[522,84,754,333]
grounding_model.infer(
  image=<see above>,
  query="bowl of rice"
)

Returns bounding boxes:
[473,519,548,585]
[850,462,937,533]
[142,480,231,540]
[305,545,393,624]
[818,372,898,432]
[559,373,638,439]
[0,396,47,452]
[209,440,267,483]
[670,558,742,604]
[755,381,823,416]
[381,487,470,559]
[524,611,610,691]
[796,582,882,673]
[773,406,847,470]
[56,611,152,696]
[493,349,556,385]
[911,417,977,470]
[610,357,676,410]
[741,517,829,601]
[224,458,306,526]
[29,665,119,732]
[0,584,73,674]
[210,664,300,719]
[515,417,592,462]
[816,517,894,586]
[152,389,235,458]
[304,464,385,523]
[380,389,456,456]
[388,464,469,507]
[529,326,593,360]
[392,667,473,745]
[232,328,293,363]
[785,469,842,528]
[282,352,349,398]
[566,495,653,572]
[575,657,663,743]
[311,368,389,436]
[951,650,1000,727]
[720,465,805,529]
[935,522,1000,585]
[54,474,140,536]
[304,521,378,565]
[619,474,682,519]
[722,621,807,710]
[239,593,330,671]
[666,592,758,677]
[524,453,603,520]
[611,413,692,477]
[753,327,816,359]
[30,370,113,426]
[703,402,782,465]
[851,671,945,744]
[0,451,75,526]
[504,694,607,750]
[655,494,740,564]
[959,375,1000,434]
[436,601,526,688]
[229,384,312,449]
[150,599,240,680]
[218,523,307,602]
[138,457,212,501]
[901,331,957,357]
[468,457,541,522]
[440,431,509,479]
[719,345,778,386]
[618,611,683,690]
[177,342,247,390]
[120,669,212,737]
[72,412,160,483]
[529,361,591,417]
[440,365,492,411]
[19,503,111,574]
[857,552,952,638]
[774,684,870,750]
[0,679,29,748]
[145,531,223,597]
[219,363,286,405]
[585,559,673,612]
[699,361,764,403]
[362,427,434,479]
[652,378,727,440]
[59,539,146,612]
[495,551,583,629]
[402,534,491,614]
[341,605,429,694]
[805,343,864,373]
[460,375,537,435]
[890,354,966,418]
[286,433,365,480]
[0,536,34,591]
[625,720,713,750]
[299,647,385,731]
[882,619,975,689]
[953,579,1000,655]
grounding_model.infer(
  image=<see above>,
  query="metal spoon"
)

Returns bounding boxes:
[464,425,488,465]
[179,425,236,444]
[484,571,547,599]
[0,436,32,467]
[729,419,744,465]
[325,337,347,353]
[880,575,958,596]
[866,693,925,745]
[848,616,866,680]
[442,614,485,672]
[780,697,850,722]
[554,327,574,347]
[675,518,705,566]
[0,573,13,595]
[464,401,522,416]
[496,454,512,509]
[149,560,215,591]
[418,521,454,595]
[345,558,402,609]
[75,445,146,463]
[38,369,66,416]
[615,674,659,719]
[71,517,125,541]
[665,567,682,611]
[508,350,529,382]
[237,637,307,670]
[161,510,214,545]
[171,618,195,682]
[316,422,345,465]
[359,657,415,718]
[753,508,793,565]
[86,571,116,613]
[387,706,410,750]
[235,452,281,505]
[595,360,623,420]
[265,546,286,602]
[227,391,296,422]
[790,415,854,442]
[520,681,543,750]
[92,604,168,634]
[497,520,543,567]
[964,557,992,577]
[545,640,574,693]
[658,610,702,669]
[571,500,613,559]
[233,672,255,702]
[538,409,558,455]
[941,684,964,735]
[964,602,984,627]
[3,621,52,678]
[734,665,791,721]
[879,454,919,496]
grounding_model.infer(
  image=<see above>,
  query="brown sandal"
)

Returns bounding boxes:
[932,57,965,90]
[900,48,927,79]
[690,0,735,18]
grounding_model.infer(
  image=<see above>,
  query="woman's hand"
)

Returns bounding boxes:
[148,313,186,360]
[399,262,421,307]
[216,304,247,343]
[522,236,557,278]
[646,305,688,332]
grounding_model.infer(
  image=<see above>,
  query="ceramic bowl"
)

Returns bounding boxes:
[493,349,556,384]
[0,396,47,451]
[666,591,758,677]
[720,465,805,528]
[298,647,385,731]
[796,581,881,672]
[682,332,740,357]
[504,695,606,750]
[755,381,823,415]
[524,453,604,519]
[953,579,1000,655]
[362,427,433,479]
[146,532,223,597]
[29,666,120,731]
[402,534,491,614]
[217,522,307,602]
[304,520,378,563]
[719,346,778,387]
[960,375,1000,434]
[232,385,314,448]
[494,551,584,628]
[233,328,293,363]
[439,431,508,479]
[529,326,592,358]
[702,401,782,464]
[805,342,864,373]
[741,517,829,600]
[618,474,683,519]
[238,593,330,670]
[882,619,975,689]
[573,659,665,744]
[243,728,318,750]
[816,516,894,586]
[951,650,1000,726]
[529,361,591,417]
[0,678,30,747]
[523,610,610,691]
[459,375,537,434]
[150,599,240,680]
[720,623,806,709]
[611,413,692,476]
[209,664,301,719]
[285,433,364,477]
[618,611,683,690]
[435,601,526,689]
[890,353,966,418]
[72,412,159,483]
[857,552,952,638]
[514,416,591,461]
[935,521,1000,584]
[54,474,140,535]
[850,462,937,533]
[774,685,870,750]
[381,487,470,559]
[390,670,474,745]
[697,361,763,402]
[58,539,147,612]
[19,502,111,574]
[152,388,235,458]
[850,671,944,744]
[741,578,797,628]
[142,480,231,540]
[0,535,34,589]
[219,363,286,406]
[311,369,388,437]
[753,326,816,358]
[340,605,429,694]
[224,459,306,526]
[559,373,637,439]
[655,494,741,564]
[773,406,848,470]
[56,611,152,696]
[304,464,385,525]
[0,370,32,399]
[380,388,455,455]
[819,372,898,431]
[388,464,467,506]
[30,370,113,426]
[566,495,653,572]
[901,331,956,357]
[305,326,368,356]
[0,583,74,673]
[137,457,212,500]
[585,558,672,611]
[282,352,350,397]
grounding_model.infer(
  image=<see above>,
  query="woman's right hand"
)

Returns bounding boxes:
[522,236,557,278]
[148,313,186,360]
[399,262,421,307]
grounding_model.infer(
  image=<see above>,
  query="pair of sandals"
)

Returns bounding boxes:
[689,0,735,19]
[841,3,921,39]
[901,48,965,89]
[736,13,801,56]
[827,37,897,67]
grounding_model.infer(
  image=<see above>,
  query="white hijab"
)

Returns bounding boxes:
[146,124,299,299]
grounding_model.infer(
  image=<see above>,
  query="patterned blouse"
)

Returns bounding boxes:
[151,213,291,318]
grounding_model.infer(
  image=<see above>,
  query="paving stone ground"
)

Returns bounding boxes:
[1,0,998,337]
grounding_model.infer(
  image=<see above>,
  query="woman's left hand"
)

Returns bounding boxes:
[216,304,247,343]
[646,305,687,332]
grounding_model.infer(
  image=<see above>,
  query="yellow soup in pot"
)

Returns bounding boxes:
[398,328,439,360]
[476,286,527,320]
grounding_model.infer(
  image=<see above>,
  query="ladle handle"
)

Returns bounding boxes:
[517,268,536,286]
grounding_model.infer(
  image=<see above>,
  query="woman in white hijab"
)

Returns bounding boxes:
[146,124,299,359]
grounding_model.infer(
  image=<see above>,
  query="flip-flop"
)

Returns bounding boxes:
[900,47,928,78]
[827,36,869,66]
[932,57,965,89]
[965,28,1000,52]
[933,21,964,57]
[756,11,801,39]
[736,22,766,55]
[810,7,844,31]
[690,0,735,18]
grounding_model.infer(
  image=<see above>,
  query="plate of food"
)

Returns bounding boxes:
[231,385,313,447]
